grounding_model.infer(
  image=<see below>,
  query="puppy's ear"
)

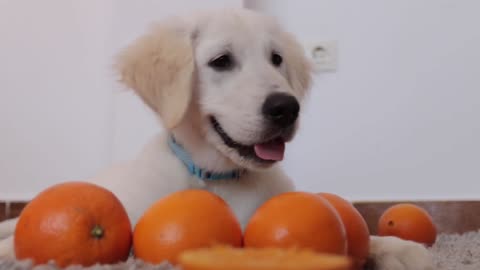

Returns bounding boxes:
[282,32,313,98]
[115,21,194,129]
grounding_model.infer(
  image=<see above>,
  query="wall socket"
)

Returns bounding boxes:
[304,41,338,73]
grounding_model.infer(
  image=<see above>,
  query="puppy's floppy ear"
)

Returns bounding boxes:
[115,20,194,129]
[282,32,313,98]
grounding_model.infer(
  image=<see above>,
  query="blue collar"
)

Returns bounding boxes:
[168,136,246,181]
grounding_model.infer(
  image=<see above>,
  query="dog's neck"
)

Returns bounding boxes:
[171,121,241,173]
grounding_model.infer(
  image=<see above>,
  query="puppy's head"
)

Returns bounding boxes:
[116,9,312,170]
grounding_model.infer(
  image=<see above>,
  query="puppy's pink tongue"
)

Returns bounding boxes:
[254,139,285,161]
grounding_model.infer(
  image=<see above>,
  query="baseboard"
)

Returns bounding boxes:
[0,201,28,221]
[2,200,479,235]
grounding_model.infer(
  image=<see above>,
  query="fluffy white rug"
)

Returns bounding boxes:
[1,230,479,270]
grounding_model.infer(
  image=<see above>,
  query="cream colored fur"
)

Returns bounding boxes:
[0,8,433,270]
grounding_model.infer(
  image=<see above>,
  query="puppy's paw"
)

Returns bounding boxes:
[368,236,434,270]
[0,236,15,259]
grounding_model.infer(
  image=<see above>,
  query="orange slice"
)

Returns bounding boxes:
[178,246,352,270]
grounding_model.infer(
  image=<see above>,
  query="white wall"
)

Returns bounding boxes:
[1,1,478,201]
[247,0,480,201]
[0,1,114,200]
[0,0,241,200]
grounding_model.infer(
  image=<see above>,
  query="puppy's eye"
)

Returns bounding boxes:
[271,52,283,67]
[208,54,234,71]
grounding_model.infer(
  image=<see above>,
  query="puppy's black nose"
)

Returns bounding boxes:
[262,93,300,127]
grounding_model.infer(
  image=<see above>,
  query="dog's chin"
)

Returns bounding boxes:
[209,116,296,170]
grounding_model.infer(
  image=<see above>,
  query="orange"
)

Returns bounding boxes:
[133,189,242,265]
[178,246,352,270]
[377,203,437,246]
[244,192,347,255]
[14,181,132,267]
[318,193,370,269]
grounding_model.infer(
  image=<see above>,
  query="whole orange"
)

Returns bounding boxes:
[244,192,347,255]
[318,193,370,269]
[377,203,437,246]
[133,189,242,265]
[14,181,132,267]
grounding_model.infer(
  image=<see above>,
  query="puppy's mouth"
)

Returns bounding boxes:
[209,116,288,163]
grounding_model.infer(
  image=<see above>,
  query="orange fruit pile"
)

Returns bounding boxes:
[20,181,439,270]
[14,182,132,267]
[377,203,437,246]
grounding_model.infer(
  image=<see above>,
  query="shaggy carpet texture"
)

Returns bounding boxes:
[1,230,479,270]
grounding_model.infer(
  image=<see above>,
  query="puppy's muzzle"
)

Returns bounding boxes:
[262,93,300,128]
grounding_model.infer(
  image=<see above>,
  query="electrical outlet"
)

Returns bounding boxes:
[304,41,338,73]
